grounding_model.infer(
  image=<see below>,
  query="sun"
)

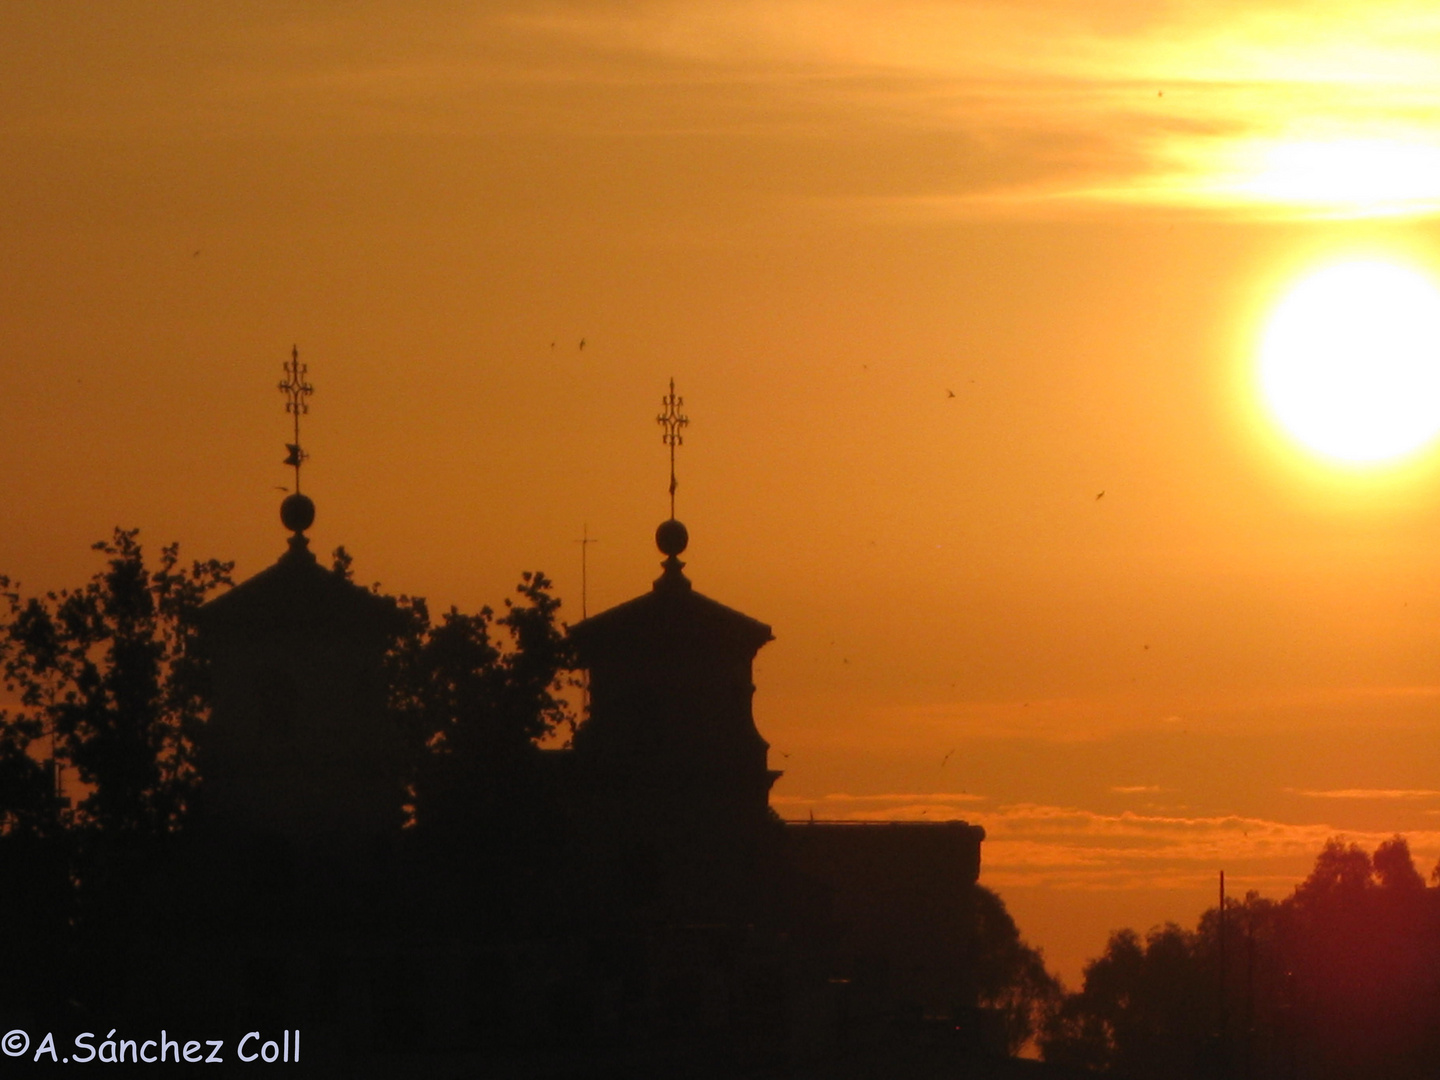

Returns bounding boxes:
[1258,260,1440,464]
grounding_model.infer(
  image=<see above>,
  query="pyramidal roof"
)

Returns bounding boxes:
[197,508,397,638]
[568,519,772,661]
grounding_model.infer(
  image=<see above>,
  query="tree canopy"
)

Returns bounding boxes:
[0,531,577,1014]
[972,884,1063,1055]
[1041,835,1440,1080]
[1,528,233,840]
[383,567,575,834]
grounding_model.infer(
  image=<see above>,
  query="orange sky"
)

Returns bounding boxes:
[9,1,1440,984]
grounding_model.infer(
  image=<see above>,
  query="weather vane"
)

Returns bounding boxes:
[656,377,688,519]
[278,345,314,493]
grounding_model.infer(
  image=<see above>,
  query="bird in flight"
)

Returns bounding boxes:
[1096,490,1105,500]
[579,338,586,350]
[941,748,955,767]
[946,389,956,398]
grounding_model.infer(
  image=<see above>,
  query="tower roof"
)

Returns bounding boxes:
[568,577,773,663]
[568,518,772,664]
[197,346,397,638]
[196,534,398,639]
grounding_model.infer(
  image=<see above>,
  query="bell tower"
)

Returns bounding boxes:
[195,349,403,847]
[568,380,780,921]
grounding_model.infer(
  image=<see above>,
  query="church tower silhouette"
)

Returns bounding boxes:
[564,379,783,923]
[196,495,403,845]
[568,515,781,922]
[195,351,404,848]
[562,382,987,1040]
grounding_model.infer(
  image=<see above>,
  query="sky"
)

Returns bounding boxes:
[9,0,1440,984]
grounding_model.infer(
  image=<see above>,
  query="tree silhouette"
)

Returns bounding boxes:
[0,529,232,1016]
[2,529,233,839]
[1042,836,1440,1080]
[1041,920,1224,1078]
[0,702,62,838]
[388,570,574,824]
[972,884,1062,1055]
[384,570,575,935]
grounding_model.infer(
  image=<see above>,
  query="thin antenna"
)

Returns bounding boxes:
[576,523,599,620]
[574,523,600,722]
[656,377,688,519]
[278,345,314,493]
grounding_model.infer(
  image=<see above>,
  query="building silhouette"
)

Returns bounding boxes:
[178,379,998,1070]
[567,517,780,928]
[196,493,405,848]
[563,514,988,1040]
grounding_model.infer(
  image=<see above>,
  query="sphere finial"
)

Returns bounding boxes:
[281,492,315,534]
[656,518,688,557]
[653,518,691,591]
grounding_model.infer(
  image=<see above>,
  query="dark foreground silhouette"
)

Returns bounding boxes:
[7,529,1433,1080]
[1041,836,1440,1080]
[0,528,1061,1078]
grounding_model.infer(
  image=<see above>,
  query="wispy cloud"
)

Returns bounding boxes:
[513,0,1440,217]
[986,804,1440,891]
[788,791,987,803]
[778,794,1440,892]
[19,1,1439,217]
[1293,788,1440,800]
[772,790,986,818]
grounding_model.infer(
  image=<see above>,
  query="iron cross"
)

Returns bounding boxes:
[656,377,688,519]
[278,345,314,493]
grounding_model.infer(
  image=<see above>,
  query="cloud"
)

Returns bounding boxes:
[1294,788,1440,800]
[1111,785,1163,794]
[772,790,986,820]
[983,803,1440,891]
[14,2,1440,231]
[30,1,1440,216]
[514,0,1440,217]
[779,793,1440,892]
[810,791,987,802]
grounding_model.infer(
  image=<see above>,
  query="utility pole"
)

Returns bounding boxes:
[1219,869,1229,1077]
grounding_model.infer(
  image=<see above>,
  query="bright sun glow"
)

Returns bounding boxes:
[1161,139,1440,217]
[1259,260,1440,464]
[1239,141,1440,214]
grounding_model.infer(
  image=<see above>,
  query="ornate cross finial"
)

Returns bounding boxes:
[278,345,314,493]
[656,377,688,519]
